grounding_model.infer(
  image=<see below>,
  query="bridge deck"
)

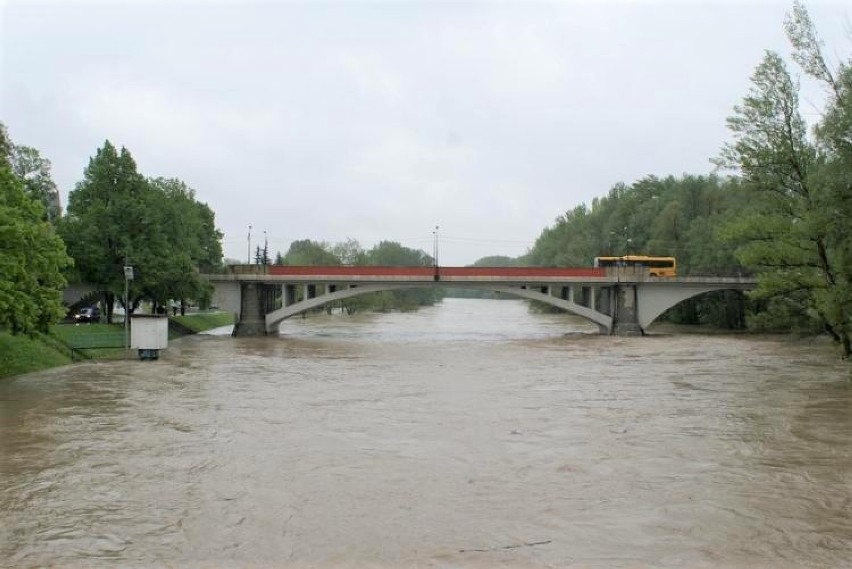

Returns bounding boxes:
[206,265,752,286]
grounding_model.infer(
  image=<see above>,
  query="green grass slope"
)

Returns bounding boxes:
[1,312,234,380]
[172,311,234,333]
[0,332,71,379]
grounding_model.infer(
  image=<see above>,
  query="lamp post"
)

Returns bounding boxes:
[432,225,439,267]
[432,225,440,281]
[123,265,134,360]
[247,225,252,264]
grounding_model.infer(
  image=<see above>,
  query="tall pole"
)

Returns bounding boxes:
[124,271,128,360]
[433,225,439,267]
[432,225,440,281]
[247,225,252,264]
[123,264,133,360]
[264,230,268,265]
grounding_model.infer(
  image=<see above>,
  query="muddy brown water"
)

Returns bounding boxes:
[1,298,850,568]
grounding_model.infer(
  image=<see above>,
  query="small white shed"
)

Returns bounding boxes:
[130,314,169,360]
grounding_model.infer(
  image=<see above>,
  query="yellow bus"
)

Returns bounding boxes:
[593,255,677,277]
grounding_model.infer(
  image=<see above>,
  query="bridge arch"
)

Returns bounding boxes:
[636,284,747,330]
[264,283,613,333]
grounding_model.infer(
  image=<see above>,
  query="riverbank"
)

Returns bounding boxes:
[0,311,234,379]
[0,332,71,379]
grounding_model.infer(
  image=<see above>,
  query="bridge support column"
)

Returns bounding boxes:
[596,286,613,316]
[576,286,591,308]
[284,284,296,307]
[232,282,275,337]
[612,284,643,336]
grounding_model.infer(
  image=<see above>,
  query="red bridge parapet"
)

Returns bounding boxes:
[264,265,606,279]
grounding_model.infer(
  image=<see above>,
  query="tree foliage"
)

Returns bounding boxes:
[526,174,747,327]
[59,142,223,319]
[363,240,441,310]
[471,255,521,267]
[278,239,341,265]
[0,124,71,334]
[365,240,433,267]
[523,4,852,348]
[718,1,852,356]
[9,144,61,222]
[273,238,441,312]
[331,238,367,265]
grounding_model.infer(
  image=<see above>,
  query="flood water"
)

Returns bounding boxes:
[1,298,851,568]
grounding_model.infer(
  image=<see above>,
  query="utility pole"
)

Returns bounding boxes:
[432,225,440,281]
[247,225,252,264]
[123,264,134,360]
[433,225,439,267]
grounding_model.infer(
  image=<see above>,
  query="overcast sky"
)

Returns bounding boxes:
[2,0,850,265]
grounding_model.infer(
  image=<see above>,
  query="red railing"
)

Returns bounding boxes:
[266,265,606,278]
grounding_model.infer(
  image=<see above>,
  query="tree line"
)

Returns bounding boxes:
[271,238,443,312]
[516,2,852,356]
[0,126,70,334]
[59,142,223,323]
[0,129,223,332]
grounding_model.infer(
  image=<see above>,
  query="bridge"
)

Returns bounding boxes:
[203,265,755,337]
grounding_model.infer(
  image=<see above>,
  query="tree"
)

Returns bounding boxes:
[147,178,222,273]
[60,144,224,320]
[471,255,522,267]
[9,144,61,222]
[0,125,71,334]
[525,173,751,326]
[366,241,432,266]
[279,239,340,265]
[331,238,367,265]
[144,177,223,311]
[59,141,151,321]
[717,2,851,356]
[365,241,441,309]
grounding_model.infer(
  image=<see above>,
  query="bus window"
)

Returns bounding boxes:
[593,256,676,277]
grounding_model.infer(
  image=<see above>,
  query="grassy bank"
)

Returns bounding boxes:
[0,332,71,378]
[0,311,233,380]
[172,311,234,333]
[51,323,127,360]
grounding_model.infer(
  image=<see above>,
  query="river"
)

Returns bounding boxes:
[1,298,851,568]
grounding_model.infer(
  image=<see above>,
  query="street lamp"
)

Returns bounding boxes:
[432,225,439,267]
[123,265,134,359]
[247,225,252,264]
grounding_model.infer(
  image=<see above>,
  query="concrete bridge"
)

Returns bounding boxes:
[204,265,755,337]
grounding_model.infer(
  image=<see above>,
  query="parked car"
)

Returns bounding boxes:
[74,306,100,323]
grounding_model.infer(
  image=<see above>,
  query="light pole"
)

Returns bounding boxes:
[123,265,134,360]
[432,225,439,267]
[247,225,252,264]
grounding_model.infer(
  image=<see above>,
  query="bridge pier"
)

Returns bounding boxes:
[232,282,276,337]
[612,284,643,336]
[284,284,297,307]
